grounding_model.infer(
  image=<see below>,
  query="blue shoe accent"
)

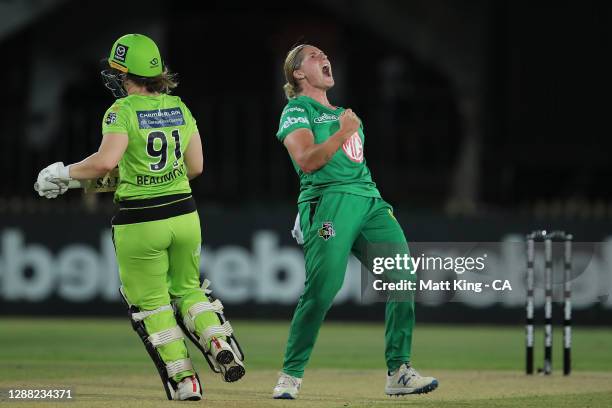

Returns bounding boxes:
[273,393,295,400]
[414,379,439,394]
[387,378,439,396]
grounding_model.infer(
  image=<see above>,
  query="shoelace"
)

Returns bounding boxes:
[277,374,299,387]
[399,365,420,378]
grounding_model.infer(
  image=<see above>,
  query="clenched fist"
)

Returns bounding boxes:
[338,109,361,138]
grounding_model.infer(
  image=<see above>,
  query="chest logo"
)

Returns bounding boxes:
[342,132,364,163]
[314,113,338,123]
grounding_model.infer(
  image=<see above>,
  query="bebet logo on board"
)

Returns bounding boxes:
[342,132,364,163]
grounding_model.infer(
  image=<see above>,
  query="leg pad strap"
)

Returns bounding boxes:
[202,321,234,345]
[132,305,173,322]
[187,299,224,317]
[149,326,185,348]
[166,358,194,378]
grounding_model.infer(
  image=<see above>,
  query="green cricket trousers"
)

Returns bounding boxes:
[112,193,223,381]
[282,192,416,378]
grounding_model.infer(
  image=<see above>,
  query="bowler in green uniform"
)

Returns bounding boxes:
[272,45,438,399]
[34,34,244,401]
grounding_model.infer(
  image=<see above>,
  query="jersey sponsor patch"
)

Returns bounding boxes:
[113,44,129,63]
[104,112,117,125]
[283,106,305,114]
[281,116,309,130]
[342,132,364,163]
[318,221,336,241]
[313,112,338,123]
[137,108,185,129]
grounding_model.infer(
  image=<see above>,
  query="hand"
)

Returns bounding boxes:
[34,162,71,199]
[338,109,360,138]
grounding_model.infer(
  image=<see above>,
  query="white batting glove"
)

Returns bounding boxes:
[34,162,71,199]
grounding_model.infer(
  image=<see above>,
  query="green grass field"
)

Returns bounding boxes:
[1,319,611,407]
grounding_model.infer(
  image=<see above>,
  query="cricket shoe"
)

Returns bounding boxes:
[385,364,438,396]
[210,337,245,382]
[175,375,202,401]
[272,372,302,399]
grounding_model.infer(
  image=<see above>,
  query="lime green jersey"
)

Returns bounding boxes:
[101,94,198,201]
[276,95,381,203]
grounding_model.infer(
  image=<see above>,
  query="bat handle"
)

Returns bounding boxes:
[68,179,83,189]
[34,179,83,192]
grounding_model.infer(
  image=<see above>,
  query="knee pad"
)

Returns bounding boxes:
[120,287,202,400]
[175,279,245,382]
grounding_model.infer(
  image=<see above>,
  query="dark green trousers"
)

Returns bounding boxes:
[282,192,416,378]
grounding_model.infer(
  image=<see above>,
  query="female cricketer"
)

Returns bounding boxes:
[35,34,244,401]
[272,44,438,399]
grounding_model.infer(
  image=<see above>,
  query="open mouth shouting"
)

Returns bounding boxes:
[322,62,332,78]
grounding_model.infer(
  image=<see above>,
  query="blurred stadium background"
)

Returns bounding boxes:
[0,1,611,404]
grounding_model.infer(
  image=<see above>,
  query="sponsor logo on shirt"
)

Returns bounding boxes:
[281,116,309,130]
[104,112,117,125]
[283,106,305,114]
[113,44,128,63]
[342,132,364,163]
[137,108,185,129]
[313,113,338,123]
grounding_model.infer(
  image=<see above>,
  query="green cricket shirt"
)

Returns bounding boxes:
[276,95,381,203]
[101,94,198,201]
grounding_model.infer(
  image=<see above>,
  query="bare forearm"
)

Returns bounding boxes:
[187,170,200,180]
[185,161,203,180]
[300,129,351,173]
[69,152,116,180]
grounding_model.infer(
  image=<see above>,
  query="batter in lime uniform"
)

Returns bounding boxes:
[272,45,439,399]
[34,34,244,401]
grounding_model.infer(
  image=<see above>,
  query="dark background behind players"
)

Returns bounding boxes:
[1,0,610,213]
[0,0,610,323]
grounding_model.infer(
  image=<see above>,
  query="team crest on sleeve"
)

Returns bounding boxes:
[318,221,336,241]
[105,112,117,125]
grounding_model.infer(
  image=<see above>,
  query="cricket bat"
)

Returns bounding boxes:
[35,168,120,194]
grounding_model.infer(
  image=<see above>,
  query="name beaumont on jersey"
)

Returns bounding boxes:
[136,163,186,185]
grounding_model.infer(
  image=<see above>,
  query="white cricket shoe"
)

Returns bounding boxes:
[385,364,438,395]
[272,372,302,399]
[209,337,245,382]
[175,375,202,401]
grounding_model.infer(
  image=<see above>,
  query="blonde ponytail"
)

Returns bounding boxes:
[283,82,298,99]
